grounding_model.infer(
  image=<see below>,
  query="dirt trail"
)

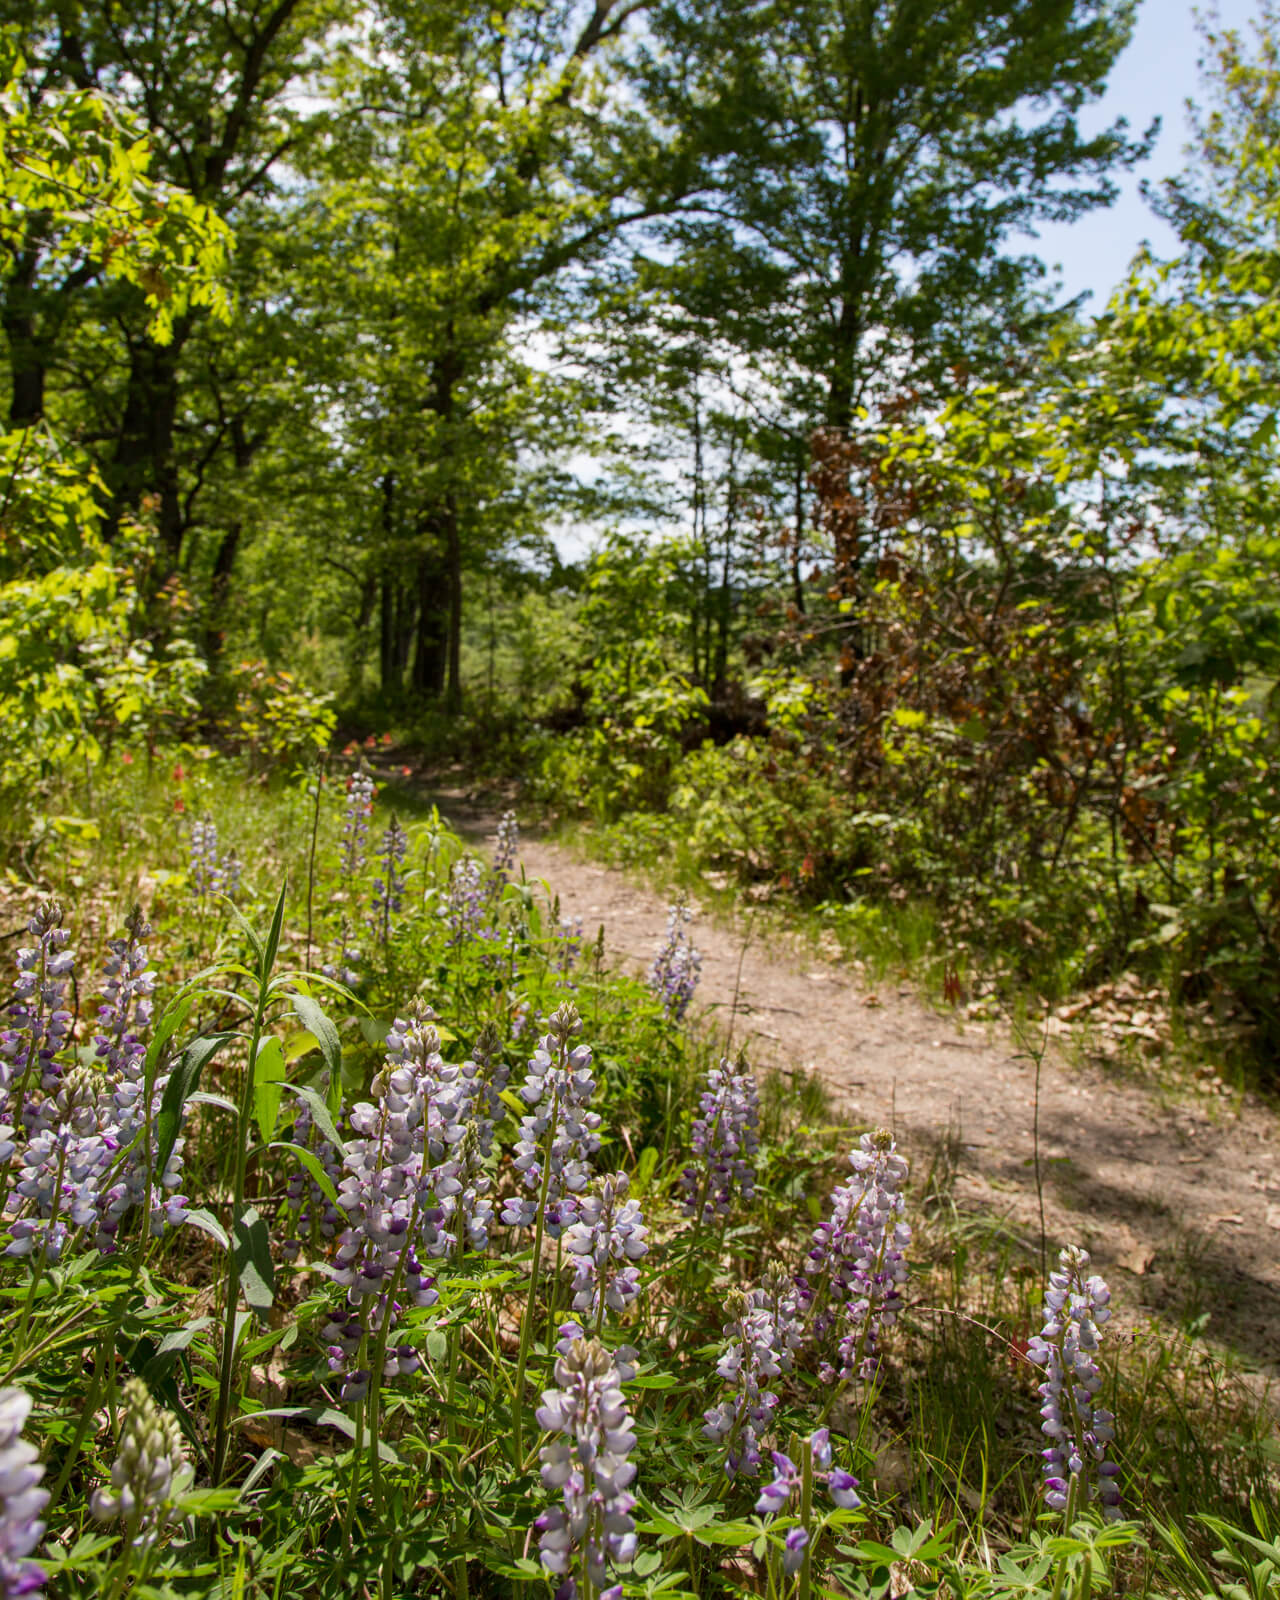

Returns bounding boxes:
[430,785,1280,1382]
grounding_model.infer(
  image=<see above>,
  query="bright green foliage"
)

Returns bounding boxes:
[0,529,205,790]
[0,33,232,346]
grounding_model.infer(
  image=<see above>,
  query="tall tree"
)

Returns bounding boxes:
[652,0,1152,432]
[2,0,334,565]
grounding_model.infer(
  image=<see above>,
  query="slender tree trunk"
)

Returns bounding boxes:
[412,541,448,697]
[204,522,242,659]
[380,570,396,692]
[791,453,807,616]
[444,491,462,713]
[108,330,190,562]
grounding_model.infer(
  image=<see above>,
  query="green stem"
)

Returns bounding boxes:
[798,1434,814,1600]
[211,997,268,1485]
[512,1089,561,1469]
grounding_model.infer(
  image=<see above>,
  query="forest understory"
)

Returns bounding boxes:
[7,0,1280,1594]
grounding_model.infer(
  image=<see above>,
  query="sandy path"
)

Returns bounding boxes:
[428,785,1280,1381]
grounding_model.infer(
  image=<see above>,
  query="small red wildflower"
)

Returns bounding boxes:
[363,734,377,749]
[173,797,185,813]
[121,751,134,766]
[401,765,412,777]
[381,733,393,746]
[342,742,356,756]
[172,763,186,782]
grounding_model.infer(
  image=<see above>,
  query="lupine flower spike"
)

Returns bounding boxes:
[0,1386,47,1598]
[371,814,409,945]
[756,1429,861,1576]
[90,1378,193,1552]
[648,900,701,1019]
[501,1003,601,1238]
[703,1273,803,1478]
[1026,1245,1121,1522]
[535,1338,638,1600]
[2,902,75,1127]
[564,1171,649,1329]
[800,1128,910,1384]
[680,1059,760,1222]
[322,763,376,987]
[189,819,240,903]
[493,810,519,881]
[445,855,487,945]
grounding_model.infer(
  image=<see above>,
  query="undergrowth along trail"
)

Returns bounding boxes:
[435,787,1280,1389]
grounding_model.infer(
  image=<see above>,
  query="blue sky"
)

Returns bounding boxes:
[1028,0,1262,307]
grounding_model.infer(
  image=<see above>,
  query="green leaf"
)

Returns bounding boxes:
[291,991,342,1091]
[281,1081,343,1149]
[269,1140,339,1204]
[141,1318,213,1379]
[253,1036,286,1144]
[232,1206,275,1312]
[156,1033,230,1179]
[498,1088,527,1119]
[144,993,194,1096]
[187,1091,238,1116]
[232,1405,399,1462]
[261,881,287,976]
[184,1207,230,1251]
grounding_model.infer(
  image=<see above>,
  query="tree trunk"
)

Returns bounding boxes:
[444,491,462,714]
[108,333,189,563]
[204,522,242,659]
[412,544,449,697]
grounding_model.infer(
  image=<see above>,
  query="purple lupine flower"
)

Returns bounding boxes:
[564,1172,648,1326]
[493,810,519,881]
[94,918,187,1250]
[93,909,155,1077]
[281,1099,345,1259]
[2,902,75,1122]
[552,917,584,980]
[338,764,376,879]
[383,1009,493,1259]
[1027,1246,1120,1522]
[552,1320,640,1381]
[500,1004,601,1238]
[370,815,409,946]
[648,900,701,1020]
[220,848,242,901]
[90,1378,192,1551]
[190,820,241,903]
[799,1129,910,1385]
[703,1270,802,1479]
[756,1430,863,1516]
[0,1386,47,1598]
[4,1067,111,1264]
[327,1033,439,1399]
[326,1004,510,1396]
[322,765,376,989]
[755,1430,861,1577]
[680,1060,760,1222]
[445,855,487,945]
[535,1337,638,1599]
[189,817,223,899]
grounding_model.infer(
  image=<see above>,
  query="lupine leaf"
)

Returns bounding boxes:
[156,1033,230,1177]
[254,1036,286,1143]
[184,1207,230,1250]
[270,1139,339,1204]
[233,1406,399,1462]
[281,1081,342,1148]
[291,991,342,1085]
[233,1206,275,1311]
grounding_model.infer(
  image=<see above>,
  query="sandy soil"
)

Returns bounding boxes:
[428,785,1280,1385]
